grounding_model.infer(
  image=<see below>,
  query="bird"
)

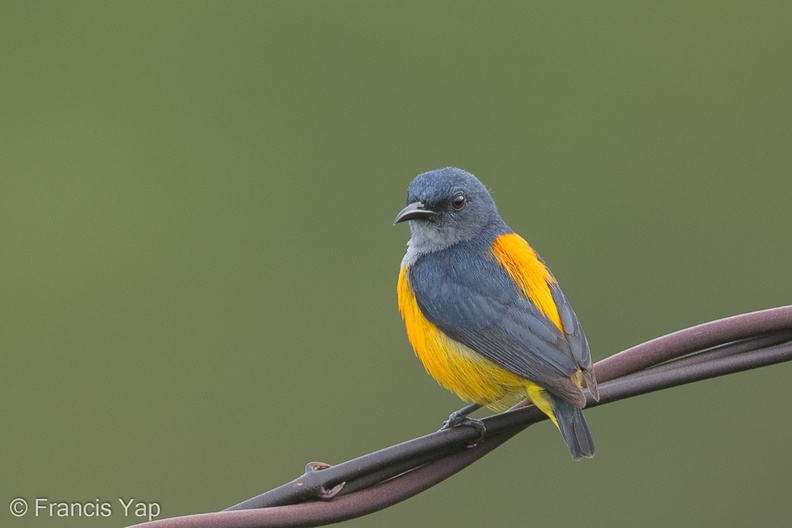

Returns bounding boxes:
[394,167,598,459]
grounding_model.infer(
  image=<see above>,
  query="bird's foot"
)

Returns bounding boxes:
[440,410,487,445]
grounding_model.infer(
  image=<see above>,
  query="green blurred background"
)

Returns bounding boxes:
[2,2,791,527]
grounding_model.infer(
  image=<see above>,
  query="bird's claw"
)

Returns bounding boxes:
[440,412,487,445]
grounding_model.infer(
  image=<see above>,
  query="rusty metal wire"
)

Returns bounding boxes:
[127,306,792,528]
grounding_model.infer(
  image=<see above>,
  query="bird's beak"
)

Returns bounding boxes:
[394,201,435,224]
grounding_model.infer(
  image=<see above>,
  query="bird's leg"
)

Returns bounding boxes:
[442,402,483,427]
[508,397,532,410]
[440,402,486,443]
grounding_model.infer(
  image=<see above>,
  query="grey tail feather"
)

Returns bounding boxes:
[582,367,600,402]
[552,395,595,460]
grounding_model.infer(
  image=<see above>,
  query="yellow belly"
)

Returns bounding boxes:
[397,266,555,418]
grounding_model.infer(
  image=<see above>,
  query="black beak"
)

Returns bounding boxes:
[394,201,435,224]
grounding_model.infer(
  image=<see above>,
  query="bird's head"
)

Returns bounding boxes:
[395,167,503,255]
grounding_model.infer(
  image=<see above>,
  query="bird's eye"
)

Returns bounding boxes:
[450,193,466,210]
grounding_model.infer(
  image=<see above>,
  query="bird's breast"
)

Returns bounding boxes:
[397,265,528,408]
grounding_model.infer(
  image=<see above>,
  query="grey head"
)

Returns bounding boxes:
[394,167,505,262]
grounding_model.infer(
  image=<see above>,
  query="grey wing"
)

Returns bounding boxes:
[550,282,599,400]
[409,255,587,406]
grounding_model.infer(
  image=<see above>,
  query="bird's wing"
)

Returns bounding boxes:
[549,282,592,368]
[408,242,587,406]
[548,282,598,400]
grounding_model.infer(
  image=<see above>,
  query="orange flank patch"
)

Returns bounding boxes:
[490,233,563,332]
[397,266,550,412]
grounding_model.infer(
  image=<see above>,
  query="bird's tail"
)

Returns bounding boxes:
[551,394,595,460]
